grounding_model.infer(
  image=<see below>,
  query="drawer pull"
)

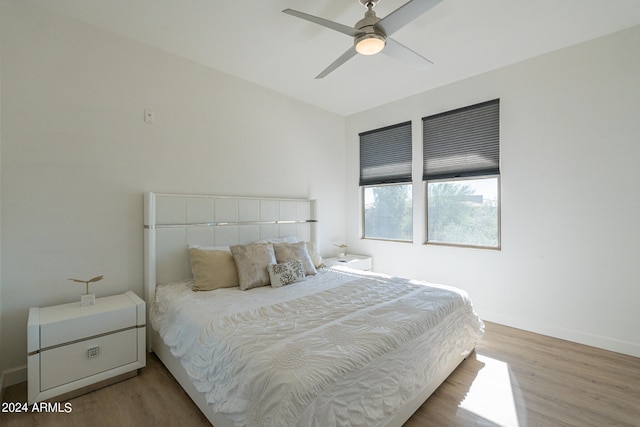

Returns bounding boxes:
[87,347,99,358]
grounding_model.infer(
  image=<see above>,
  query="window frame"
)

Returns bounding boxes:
[423,175,501,250]
[361,182,413,243]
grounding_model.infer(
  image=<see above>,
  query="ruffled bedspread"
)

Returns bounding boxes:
[151,267,484,427]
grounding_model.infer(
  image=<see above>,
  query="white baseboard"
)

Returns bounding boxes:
[1,365,28,391]
[481,312,640,358]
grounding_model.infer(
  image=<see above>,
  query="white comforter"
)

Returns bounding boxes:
[151,267,484,427]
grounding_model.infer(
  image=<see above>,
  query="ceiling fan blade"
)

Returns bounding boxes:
[283,9,361,37]
[315,46,358,79]
[383,37,433,70]
[377,0,443,36]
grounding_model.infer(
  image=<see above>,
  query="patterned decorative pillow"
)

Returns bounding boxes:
[267,260,305,288]
[230,243,276,290]
[273,242,317,275]
[188,247,239,291]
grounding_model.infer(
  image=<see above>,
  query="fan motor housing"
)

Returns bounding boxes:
[354,7,386,54]
[355,12,382,33]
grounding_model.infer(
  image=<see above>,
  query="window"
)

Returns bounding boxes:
[360,121,412,241]
[427,177,499,247]
[363,184,412,241]
[423,99,500,248]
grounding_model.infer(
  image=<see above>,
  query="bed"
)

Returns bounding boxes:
[143,192,484,427]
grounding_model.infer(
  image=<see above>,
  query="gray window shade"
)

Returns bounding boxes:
[423,99,500,181]
[360,121,412,186]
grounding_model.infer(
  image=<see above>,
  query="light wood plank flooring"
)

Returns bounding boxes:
[2,321,639,426]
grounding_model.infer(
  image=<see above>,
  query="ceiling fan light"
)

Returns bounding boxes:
[355,33,386,55]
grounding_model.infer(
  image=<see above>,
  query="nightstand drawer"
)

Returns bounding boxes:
[40,328,138,391]
[324,254,372,271]
[40,295,137,348]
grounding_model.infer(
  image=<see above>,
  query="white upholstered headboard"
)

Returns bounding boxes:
[143,192,317,318]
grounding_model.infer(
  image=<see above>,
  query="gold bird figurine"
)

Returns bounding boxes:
[68,275,104,294]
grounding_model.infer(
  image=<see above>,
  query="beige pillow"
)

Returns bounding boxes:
[273,242,317,275]
[188,248,239,291]
[230,243,276,290]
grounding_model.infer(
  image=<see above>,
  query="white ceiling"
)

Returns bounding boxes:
[32,0,640,116]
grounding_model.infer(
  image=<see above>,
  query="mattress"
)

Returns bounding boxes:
[151,266,484,427]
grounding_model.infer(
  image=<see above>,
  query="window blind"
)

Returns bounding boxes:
[359,121,412,186]
[422,99,500,181]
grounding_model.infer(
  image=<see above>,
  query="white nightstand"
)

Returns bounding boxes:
[27,291,146,403]
[324,254,372,271]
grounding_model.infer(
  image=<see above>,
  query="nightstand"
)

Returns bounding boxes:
[324,254,372,271]
[27,291,146,403]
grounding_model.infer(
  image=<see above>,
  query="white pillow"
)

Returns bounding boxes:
[267,260,305,288]
[305,241,323,268]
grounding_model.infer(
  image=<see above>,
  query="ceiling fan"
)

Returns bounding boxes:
[283,0,442,79]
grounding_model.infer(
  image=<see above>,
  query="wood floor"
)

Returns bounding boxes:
[2,321,639,426]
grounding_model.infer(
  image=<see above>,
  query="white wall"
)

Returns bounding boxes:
[346,26,640,357]
[0,2,346,372]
